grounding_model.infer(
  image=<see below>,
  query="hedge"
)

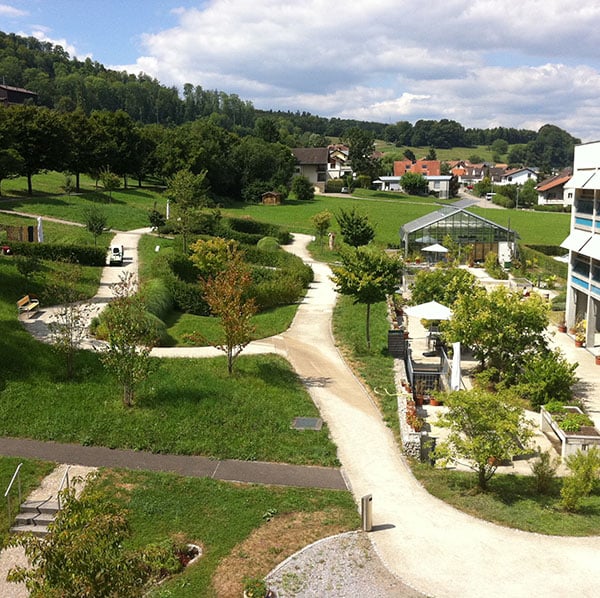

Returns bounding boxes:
[519,245,568,280]
[143,278,174,321]
[8,242,106,266]
[325,179,344,193]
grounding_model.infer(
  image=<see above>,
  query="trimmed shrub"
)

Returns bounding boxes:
[143,278,174,321]
[325,178,344,193]
[256,236,280,251]
[165,275,210,315]
[218,218,291,245]
[167,254,200,283]
[9,242,106,266]
[533,204,571,212]
[252,277,305,310]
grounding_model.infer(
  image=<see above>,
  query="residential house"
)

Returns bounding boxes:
[498,167,538,186]
[291,145,351,191]
[393,159,441,177]
[374,174,452,199]
[0,84,37,106]
[560,141,600,349]
[536,169,572,206]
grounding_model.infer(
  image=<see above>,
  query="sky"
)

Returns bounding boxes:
[3,0,600,141]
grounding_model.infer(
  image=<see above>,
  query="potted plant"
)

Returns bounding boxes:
[574,318,586,347]
[557,320,567,333]
[243,577,268,598]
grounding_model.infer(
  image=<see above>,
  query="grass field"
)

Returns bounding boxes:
[412,462,600,536]
[88,469,358,597]
[375,142,504,164]
[0,253,338,466]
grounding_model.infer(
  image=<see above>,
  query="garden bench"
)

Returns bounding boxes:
[17,294,39,318]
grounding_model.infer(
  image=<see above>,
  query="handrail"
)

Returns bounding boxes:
[4,462,23,524]
[57,465,71,511]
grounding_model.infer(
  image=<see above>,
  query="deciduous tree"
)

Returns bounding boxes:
[48,264,91,379]
[83,205,107,246]
[435,389,534,490]
[100,273,158,407]
[311,210,333,246]
[400,171,428,196]
[6,482,181,596]
[291,175,314,201]
[165,168,211,253]
[444,286,549,383]
[331,246,402,348]
[200,247,257,374]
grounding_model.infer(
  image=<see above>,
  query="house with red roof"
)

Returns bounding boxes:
[536,169,572,206]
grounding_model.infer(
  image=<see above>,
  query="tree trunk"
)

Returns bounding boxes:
[123,384,134,408]
[478,466,488,491]
[366,303,371,349]
[227,350,233,375]
[27,172,33,195]
[76,171,81,193]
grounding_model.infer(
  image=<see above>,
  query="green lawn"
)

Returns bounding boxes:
[0,254,337,466]
[85,469,359,597]
[412,462,600,536]
[0,182,165,232]
[162,305,298,346]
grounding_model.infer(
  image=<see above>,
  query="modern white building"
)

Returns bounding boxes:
[560,141,600,348]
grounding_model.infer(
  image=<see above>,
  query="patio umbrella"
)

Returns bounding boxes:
[37,217,44,243]
[450,342,461,390]
[404,300,452,321]
[422,243,448,253]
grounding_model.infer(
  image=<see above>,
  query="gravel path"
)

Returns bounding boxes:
[267,532,423,597]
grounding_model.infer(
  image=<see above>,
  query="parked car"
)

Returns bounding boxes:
[485,192,496,201]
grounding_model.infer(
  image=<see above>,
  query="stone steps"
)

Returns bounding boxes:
[10,498,60,538]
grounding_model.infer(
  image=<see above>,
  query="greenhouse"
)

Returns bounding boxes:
[399,206,518,262]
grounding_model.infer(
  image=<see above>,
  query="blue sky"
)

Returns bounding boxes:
[3,0,600,141]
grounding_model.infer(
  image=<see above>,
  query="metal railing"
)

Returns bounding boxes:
[57,466,71,511]
[4,462,23,523]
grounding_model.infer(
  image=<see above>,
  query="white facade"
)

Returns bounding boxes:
[498,167,538,186]
[375,175,451,199]
[561,141,600,349]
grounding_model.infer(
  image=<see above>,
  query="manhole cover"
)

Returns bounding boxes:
[291,417,323,431]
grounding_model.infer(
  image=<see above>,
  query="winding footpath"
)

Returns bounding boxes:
[13,225,600,597]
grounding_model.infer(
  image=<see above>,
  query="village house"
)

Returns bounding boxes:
[536,169,572,206]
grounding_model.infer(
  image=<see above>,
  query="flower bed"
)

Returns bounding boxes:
[540,404,600,459]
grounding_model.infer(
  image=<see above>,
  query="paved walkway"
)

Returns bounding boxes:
[8,226,600,596]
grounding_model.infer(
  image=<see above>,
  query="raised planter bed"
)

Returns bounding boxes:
[540,406,600,459]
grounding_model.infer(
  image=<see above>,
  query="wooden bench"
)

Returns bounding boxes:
[17,294,39,318]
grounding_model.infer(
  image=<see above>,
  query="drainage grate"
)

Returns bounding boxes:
[291,417,323,431]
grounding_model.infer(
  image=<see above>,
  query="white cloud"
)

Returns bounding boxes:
[112,0,600,140]
[0,4,27,18]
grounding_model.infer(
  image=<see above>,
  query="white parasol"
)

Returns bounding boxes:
[404,300,452,321]
[37,217,44,243]
[422,243,448,253]
[450,341,461,390]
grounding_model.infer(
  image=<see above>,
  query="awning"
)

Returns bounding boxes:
[579,234,600,259]
[560,229,592,252]
[566,171,595,189]
[582,172,600,190]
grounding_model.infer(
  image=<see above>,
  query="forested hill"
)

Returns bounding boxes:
[0,30,581,168]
